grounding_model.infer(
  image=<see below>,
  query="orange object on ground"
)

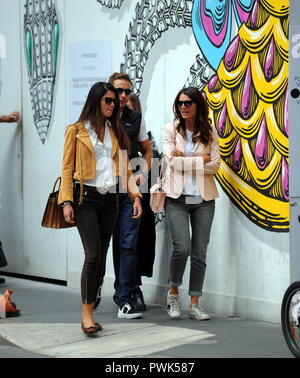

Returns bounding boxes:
[3,290,20,318]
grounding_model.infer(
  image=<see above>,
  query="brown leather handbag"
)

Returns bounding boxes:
[41,177,75,229]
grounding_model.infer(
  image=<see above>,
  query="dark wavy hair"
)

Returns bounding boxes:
[78,81,129,150]
[173,87,212,145]
[128,93,142,113]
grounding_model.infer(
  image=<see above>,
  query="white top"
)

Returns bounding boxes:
[139,118,148,142]
[83,120,116,191]
[182,129,202,197]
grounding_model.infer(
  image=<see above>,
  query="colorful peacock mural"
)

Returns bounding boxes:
[202,0,289,231]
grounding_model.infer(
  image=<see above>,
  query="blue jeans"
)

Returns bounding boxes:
[113,193,140,307]
[165,195,215,297]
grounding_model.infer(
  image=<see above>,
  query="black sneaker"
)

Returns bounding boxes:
[93,285,102,312]
[132,288,146,312]
[113,291,119,306]
[117,303,143,319]
[0,278,5,284]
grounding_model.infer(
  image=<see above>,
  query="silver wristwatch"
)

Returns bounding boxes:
[62,201,72,208]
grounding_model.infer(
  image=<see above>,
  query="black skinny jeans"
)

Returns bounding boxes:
[74,185,119,304]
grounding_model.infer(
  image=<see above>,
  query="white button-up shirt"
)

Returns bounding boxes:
[83,121,116,192]
[182,129,202,197]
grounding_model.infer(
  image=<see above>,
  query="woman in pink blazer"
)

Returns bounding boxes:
[163,87,221,321]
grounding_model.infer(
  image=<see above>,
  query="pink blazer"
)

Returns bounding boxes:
[162,122,221,201]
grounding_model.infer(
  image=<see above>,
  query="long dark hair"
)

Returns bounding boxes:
[128,93,142,113]
[78,82,129,150]
[173,87,212,145]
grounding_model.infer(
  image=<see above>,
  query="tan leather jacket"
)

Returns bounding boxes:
[58,122,141,205]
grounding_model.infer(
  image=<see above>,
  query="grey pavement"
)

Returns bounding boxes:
[0,276,294,358]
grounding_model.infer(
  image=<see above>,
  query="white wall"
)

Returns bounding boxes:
[0,0,290,323]
[204,189,289,322]
[21,0,67,280]
[0,0,23,274]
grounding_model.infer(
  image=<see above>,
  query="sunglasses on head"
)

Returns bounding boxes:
[103,97,117,105]
[177,100,195,108]
[116,88,132,96]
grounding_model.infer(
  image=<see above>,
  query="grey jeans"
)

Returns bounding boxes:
[165,195,215,297]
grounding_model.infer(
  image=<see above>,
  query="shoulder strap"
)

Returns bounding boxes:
[75,123,84,204]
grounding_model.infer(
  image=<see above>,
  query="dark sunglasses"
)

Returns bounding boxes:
[116,88,132,96]
[177,100,195,108]
[103,97,117,105]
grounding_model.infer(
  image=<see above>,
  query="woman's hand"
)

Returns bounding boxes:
[132,197,143,219]
[63,204,75,224]
[203,154,211,163]
[193,153,211,163]
[171,149,184,157]
[9,111,20,122]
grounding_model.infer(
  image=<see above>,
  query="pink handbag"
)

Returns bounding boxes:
[150,183,166,213]
[150,157,167,213]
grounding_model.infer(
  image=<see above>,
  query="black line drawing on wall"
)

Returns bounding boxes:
[185,52,215,89]
[24,0,59,144]
[97,0,124,9]
[97,0,215,94]
[99,0,214,94]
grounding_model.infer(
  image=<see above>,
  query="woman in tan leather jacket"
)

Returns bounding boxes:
[59,82,142,336]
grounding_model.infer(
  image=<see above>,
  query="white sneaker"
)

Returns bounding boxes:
[118,303,143,319]
[167,291,181,319]
[189,304,210,320]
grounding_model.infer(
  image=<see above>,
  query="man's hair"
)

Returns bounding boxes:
[109,72,132,85]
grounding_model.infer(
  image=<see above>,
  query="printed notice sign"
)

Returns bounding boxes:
[68,40,112,124]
